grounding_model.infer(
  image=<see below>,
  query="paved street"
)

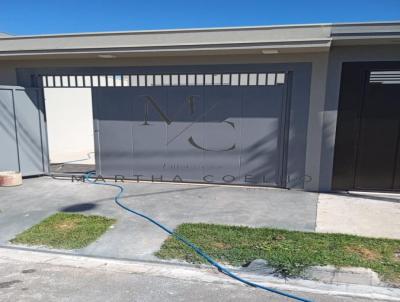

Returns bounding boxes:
[1,248,399,302]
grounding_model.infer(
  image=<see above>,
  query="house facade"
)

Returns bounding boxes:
[0,22,399,192]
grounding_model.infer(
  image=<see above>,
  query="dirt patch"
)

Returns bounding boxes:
[211,242,232,249]
[394,250,400,261]
[55,220,78,231]
[272,235,285,241]
[386,274,400,287]
[345,246,380,261]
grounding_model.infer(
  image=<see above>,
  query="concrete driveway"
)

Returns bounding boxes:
[317,192,400,239]
[0,177,318,261]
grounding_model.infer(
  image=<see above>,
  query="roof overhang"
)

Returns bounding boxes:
[331,22,400,46]
[0,24,332,60]
[0,22,399,60]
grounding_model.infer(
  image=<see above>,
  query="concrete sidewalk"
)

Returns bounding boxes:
[1,176,399,263]
[317,192,400,239]
[0,177,318,261]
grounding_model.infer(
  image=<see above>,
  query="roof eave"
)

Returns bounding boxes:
[0,39,332,60]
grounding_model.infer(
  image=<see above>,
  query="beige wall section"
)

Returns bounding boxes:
[303,52,330,191]
[0,52,330,189]
[44,88,95,164]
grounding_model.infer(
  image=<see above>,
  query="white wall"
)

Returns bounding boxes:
[44,88,95,164]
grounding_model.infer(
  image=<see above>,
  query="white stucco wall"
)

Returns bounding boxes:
[44,88,95,164]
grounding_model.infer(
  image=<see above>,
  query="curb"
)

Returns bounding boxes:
[0,246,399,301]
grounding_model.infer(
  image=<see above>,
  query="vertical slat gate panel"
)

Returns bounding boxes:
[0,87,20,172]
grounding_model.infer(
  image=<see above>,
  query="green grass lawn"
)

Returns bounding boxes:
[156,223,400,285]
[11,212,116,249]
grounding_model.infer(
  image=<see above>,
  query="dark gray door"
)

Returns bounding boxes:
[333,64,400,191]
[355,79,400,190]
[93,72,288,186]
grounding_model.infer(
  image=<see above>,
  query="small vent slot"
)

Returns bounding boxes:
[370,71,400,84]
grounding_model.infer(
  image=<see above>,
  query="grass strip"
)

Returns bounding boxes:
[156,223,400,284]
[11,212,116,249]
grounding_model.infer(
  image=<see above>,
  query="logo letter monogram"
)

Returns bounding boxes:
[140,94,236,152]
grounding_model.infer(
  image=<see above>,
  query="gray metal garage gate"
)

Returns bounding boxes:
[91,72,288,186]
[15,63,311,188]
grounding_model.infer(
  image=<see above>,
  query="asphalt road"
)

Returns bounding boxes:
[0,257,385,302]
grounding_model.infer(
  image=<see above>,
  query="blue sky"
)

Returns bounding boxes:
[1,0,400,35]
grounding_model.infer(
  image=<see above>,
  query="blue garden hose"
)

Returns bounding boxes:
[83,172,313,302]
